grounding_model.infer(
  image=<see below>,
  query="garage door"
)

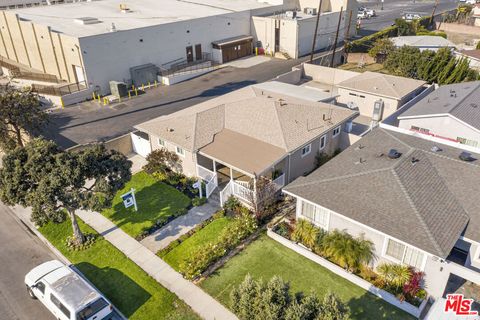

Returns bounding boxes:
[131,131,151,157]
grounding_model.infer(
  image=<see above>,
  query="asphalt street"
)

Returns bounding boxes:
[0,204,55,320]
[357,0,459,35]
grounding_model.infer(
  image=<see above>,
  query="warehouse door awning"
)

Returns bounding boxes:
[212,35,253,63]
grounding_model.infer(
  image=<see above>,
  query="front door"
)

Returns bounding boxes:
[195,44,202,61]
[186,46,193,63]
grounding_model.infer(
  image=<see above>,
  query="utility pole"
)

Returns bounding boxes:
[344,9,353,62]
[309,0,323,63]
[330,7,343,68]
[429,0,439,26]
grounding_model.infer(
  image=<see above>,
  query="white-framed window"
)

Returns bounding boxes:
[176,146,185,156]
[301,200,329,229]
[319,135,327,150]
[384,238,425,269]
[301,144,311,157]
[158,138,165,147]
[332,126,341,138]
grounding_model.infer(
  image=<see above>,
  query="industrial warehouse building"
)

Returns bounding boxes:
[0,0,356,97]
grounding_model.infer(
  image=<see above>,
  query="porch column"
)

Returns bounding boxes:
[213,160,217,174]
[229,167,234,181]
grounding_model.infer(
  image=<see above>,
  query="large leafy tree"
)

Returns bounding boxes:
[0,86,47,151]
[368,38,395,61]
[384,46,422,78]
[0,138,131,244]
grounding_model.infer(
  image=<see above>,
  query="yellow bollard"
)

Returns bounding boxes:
[92,92,96,101]
[97,93,101,101]
[60,98,64,109]
[128,91,131,99]
[142,84,144,91]
[135,89,138,96]
[255,47,258,56]
[154,80,158,87]
[148,81,151,88]
[132,85,135,91]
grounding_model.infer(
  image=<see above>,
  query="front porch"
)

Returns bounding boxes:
[196,153,286,207]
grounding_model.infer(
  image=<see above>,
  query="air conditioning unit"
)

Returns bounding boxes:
[304,7,317,15]
[285,11,297,19]
[372,99,384,122]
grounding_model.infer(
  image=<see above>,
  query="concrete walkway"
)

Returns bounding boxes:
[75,209,236,320]
[141,201,220,253]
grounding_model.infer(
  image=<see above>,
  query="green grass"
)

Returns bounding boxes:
[102,171,191,238]
[338,63,391,74]
[160,217,234,271]
[39,219,199,320]
[200,234,415,320]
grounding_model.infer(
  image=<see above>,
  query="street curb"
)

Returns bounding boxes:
[8,206,127,320]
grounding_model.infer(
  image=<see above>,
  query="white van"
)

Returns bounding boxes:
[25,260,115,320]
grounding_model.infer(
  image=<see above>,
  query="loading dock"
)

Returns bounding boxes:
[212,35,253,64]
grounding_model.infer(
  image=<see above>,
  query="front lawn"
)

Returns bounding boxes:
[159,217,234,271]
[338,62,391,74]
[39,218,199,320]
[200,234,415,320]
[102,171,191,238]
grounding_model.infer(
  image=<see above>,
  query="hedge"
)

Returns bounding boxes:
[347,25,398,53]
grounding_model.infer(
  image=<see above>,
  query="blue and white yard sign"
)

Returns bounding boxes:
[121,188,138,212]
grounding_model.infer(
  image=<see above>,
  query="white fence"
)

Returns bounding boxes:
[220,181,233,206]
[220,180,254,207]
[267,229,427,319]
[197,165,218,198]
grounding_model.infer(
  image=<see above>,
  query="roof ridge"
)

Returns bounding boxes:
[380,73,401,98]
[380,129,413,149]
[192,112,199,151]
[285,167,393,190]
[390,166,445,256]
[424,148,480,169]
[273,101,289,150]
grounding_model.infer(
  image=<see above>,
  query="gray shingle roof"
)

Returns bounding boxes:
[391,36,456,48]
[399,81,480,131]
[284,128,480,258]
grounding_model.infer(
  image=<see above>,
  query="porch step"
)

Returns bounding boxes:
[208,189,221,205]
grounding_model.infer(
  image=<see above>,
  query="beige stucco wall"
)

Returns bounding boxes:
[149,134,197,177]
[398,115,480,147]
[287,122,345,182]
[0,11,82,82]
[302,63,358,84]
[337,87,400,119]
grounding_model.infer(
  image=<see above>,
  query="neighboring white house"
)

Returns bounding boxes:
[456,49,480,71]
[398,81,480,149]
[283,128,480,300]
[134,83,357,206]
[390,35,456,52]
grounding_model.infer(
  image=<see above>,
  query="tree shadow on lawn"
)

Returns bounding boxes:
[347,292,414,320]
[76,262,151,318]
[107,181,190,232]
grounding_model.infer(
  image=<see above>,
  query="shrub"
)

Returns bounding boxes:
[143,148,181,175]
[377,263,411,289]
[66,233,96,251]
[403,269,425,303]
[273,221,293,239]
[477,41,480,50]
[321,230,375,272]
[192,197,207,207]
[291,219,319,249]
[179,212,257,279]
[223,196,242,215]
[347,25,398,53]
[231,275,349,320]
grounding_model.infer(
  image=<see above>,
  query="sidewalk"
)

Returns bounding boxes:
[75,209,237,320]
[141,201,219,253]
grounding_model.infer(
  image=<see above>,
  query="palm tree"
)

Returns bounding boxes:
[291,219,319,249]
[377,263,412,288]
[322,230,375,272]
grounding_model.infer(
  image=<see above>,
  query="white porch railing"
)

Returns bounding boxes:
[272,173,286,190]
[197,165,218,198]
[220,180,254,207]
[235,180,251,189]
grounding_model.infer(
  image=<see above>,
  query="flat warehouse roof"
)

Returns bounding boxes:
[12,0,278,37]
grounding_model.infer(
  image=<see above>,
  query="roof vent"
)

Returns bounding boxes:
[355,143,364,150]
[431,146,442,152]
[355,157,365,165]
[388,149,402,159]
[471,103,478,108]
[411,157,420,164]
[167,128,174,132]
[74,17,100,25]
[459,151,475,162]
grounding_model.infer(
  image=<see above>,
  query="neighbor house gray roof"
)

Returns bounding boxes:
[398,81,480,131]
[135,85,357,172]
[391,36,456,49]
[284,128,480,258]
[336,71,426,100]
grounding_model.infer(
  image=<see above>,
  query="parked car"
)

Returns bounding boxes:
[402,13,423,21]
[357,10,368,19]
[465,0,476,4]
[364,8,376,17]
[25,260,115,320]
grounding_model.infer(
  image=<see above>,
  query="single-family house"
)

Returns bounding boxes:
[134,84,357,206]
[283,128,480,299]
[335,71,426,121]
[390,35,456,52]
[398,81,480,149]
[456,49,480,71]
